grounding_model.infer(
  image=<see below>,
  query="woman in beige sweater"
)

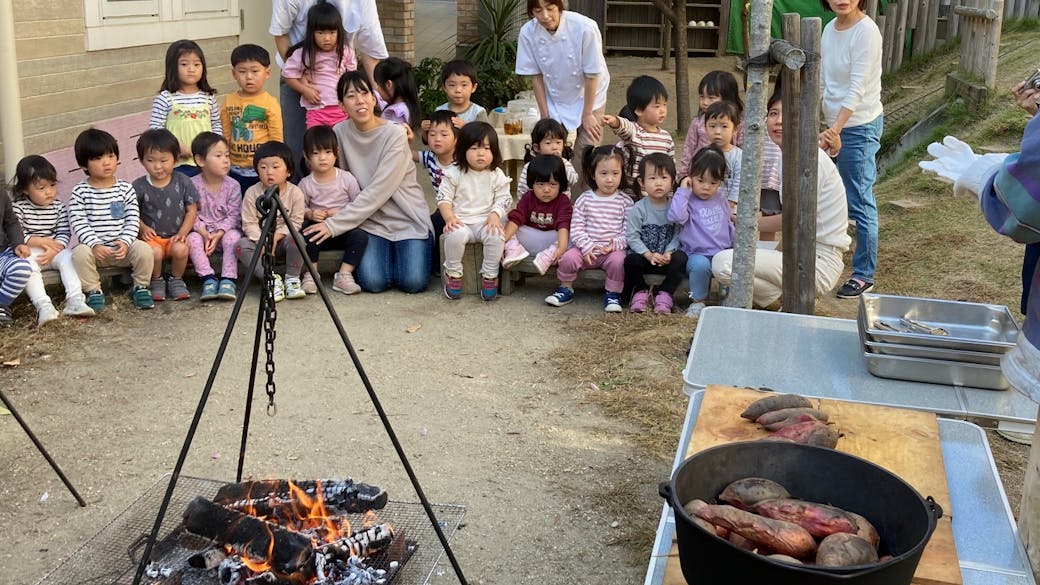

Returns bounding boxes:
[303,71,434,293]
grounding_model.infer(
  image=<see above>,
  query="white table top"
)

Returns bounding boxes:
[683,307,1038,426]
[644,390,1036,585]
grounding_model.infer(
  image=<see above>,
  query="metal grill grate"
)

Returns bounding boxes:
[36,475,466,585]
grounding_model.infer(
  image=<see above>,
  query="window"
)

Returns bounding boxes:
[84,0,240,51]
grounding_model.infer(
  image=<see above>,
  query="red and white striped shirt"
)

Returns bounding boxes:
[569,190,633,255]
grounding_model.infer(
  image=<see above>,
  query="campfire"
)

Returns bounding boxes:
[144,479,418,585]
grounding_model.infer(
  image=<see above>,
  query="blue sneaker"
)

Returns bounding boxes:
[217,278,237,301]
[604,292,623,313]
[200,278,219,301]
[545,286,574,306]
[131,285,155,310]
[85,290,106,312]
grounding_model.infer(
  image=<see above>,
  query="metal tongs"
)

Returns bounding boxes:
[873,318,949,336]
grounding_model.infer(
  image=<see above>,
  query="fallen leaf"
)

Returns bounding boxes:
[2,359,21,367]
[211,452,221,460]
[405,323,422,333]
[183,372,197,378]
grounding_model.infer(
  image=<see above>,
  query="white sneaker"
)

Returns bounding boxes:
[501,238,530,268]
[533,244,558,275]
[284,276,306,299]
[272,274,285,302]
[685,301,706,318]
[37,303,59,327]
[301,271,319,294]
[62,293,96,317]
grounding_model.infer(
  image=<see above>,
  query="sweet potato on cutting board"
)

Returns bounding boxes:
[741,394,813,420]
[756,407,829,427]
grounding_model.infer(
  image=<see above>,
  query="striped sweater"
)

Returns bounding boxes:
[12,199,70,247]
[68,180,140,248]
[569,190,633,255]
[612,117,675,182]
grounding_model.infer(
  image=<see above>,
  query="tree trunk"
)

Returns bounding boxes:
[651,0,691,133]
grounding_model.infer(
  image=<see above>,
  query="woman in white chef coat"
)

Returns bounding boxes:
[515,0,610,189]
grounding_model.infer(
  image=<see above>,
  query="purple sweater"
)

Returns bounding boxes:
[667,186,734,256]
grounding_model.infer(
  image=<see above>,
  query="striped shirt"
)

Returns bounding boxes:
[150,90,222,165]
[12,199,70,247]
[68,180,140,248]
[569,190,633,255]
[419,150,448,194]
[516,159,580,200]
[612,117,675,182]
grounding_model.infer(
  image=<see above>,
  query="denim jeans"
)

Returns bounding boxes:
[836,115,882,283]
[280,78,307,178]
[686,253,714,301]
[355,232,433,293]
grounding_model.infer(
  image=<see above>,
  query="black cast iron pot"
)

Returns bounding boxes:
[660,441,943,585]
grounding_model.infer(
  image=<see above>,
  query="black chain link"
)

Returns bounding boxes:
[262,221,278,417]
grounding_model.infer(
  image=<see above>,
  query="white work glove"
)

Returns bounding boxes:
[919,136,1007,199]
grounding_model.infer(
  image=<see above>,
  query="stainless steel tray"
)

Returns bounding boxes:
[863,351,1009,390]
[863,339,1003,366]
[858,293,1019,353]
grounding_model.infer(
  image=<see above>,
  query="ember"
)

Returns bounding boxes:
[179,479,415,585]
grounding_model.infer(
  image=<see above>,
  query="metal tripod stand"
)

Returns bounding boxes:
[131,185,467,584]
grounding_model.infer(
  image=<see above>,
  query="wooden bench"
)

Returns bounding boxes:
[500,257,673,296]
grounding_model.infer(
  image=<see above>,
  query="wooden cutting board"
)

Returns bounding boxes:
[661,385,961,585]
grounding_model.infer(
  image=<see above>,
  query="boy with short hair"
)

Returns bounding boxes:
[435,59,489,127]
[222,44,283,192]
[133,128,199,301]
[68,128,155,311]
[412,109,458,274]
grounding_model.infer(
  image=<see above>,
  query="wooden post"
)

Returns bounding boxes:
[794,17,821,314]
[925,0,940,51]
[883,8,899,72]
[893,0,910,71]
[912,0,931,55]
[984,0,1003,88]
[1029,0,1040,18]
[724,0,773,309]
[780,14,802,313]
[949,0,961,38]
[1021,404,1040,579]
[877,15,889,73]
[661,17,672,70]
[867,0,879,20]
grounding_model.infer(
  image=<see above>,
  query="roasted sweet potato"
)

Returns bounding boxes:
[684,498,730,538]
[741,394,813,420]
[762,413,818,432]
[845,510,880,549]
[771,419,829,442]
[756,407,829,427]
[693,503,817,558]
[806,425,841,448]
[752,499,858,538]
[728,531,756,551]
[816,533,879,567]
[718,477,791,510]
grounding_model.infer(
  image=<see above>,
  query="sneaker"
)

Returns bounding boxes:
[443,273,463,300]
[85,290,106,312]
[654,291,674,315]
[533,244,558,275]
[686,301,706,318]
[629,290,650,313]
[167,277,190,301]
[150,277,166,301]
[501,238,530,268]
[301,271,319,294]
[836,278,873,299]
[217,278,237,301]
[131,285,155,310]
[604,292,623,313]
[63,293,97,317]
[272,274,285,302]
[284,276,306,299]
[332,271,362,295]
[480,276,499,301]
[0,305,12,327]
[200,278,219,301]
[545,286,574,306]
[37,302,60,327]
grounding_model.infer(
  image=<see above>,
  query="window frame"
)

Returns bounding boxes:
[84,0,241,52]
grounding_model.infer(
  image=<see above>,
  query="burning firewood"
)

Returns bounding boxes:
[182,496,315,579]
[320,523,395,560]
[214,479,388,515]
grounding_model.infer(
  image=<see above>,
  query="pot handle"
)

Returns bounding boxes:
[926,495,944,521]
[658,481,674,507]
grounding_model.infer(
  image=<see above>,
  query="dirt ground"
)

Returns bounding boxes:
[0,49,1034,585]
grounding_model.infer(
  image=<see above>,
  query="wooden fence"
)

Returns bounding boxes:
[864,0,1036,76]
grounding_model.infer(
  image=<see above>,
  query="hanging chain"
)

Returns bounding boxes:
[261,219,278,417]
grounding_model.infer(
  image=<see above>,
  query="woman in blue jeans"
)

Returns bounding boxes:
[303,71,433,293]
[818,0,883,298]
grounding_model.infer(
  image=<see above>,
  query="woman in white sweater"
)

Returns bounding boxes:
[303,71,434,293]
[818,0,883,299]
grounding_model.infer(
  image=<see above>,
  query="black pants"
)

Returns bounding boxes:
[303,221,368,268]
[430,209,445,274]
[1023,242,1040,314]
[622,250,689,301]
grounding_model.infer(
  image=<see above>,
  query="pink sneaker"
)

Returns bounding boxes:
[532,244,558,275]
[654,291,674,314]
[501,238,530,268]
[629,290,650,313]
